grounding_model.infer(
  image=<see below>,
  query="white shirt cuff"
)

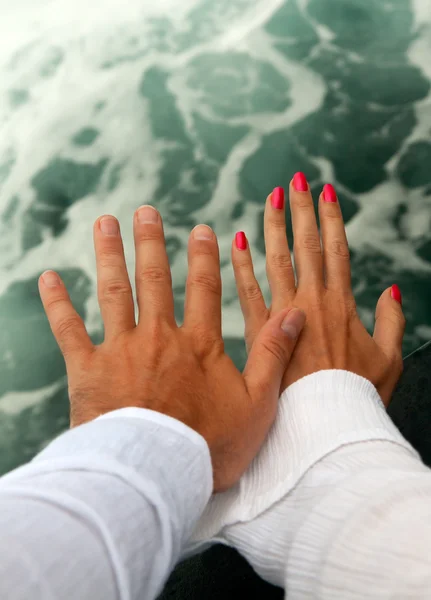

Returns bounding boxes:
[97,406,210,451]
[3,408,213,545]
[188,370,418,546]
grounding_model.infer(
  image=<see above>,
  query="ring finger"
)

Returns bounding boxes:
[134,205,175,326]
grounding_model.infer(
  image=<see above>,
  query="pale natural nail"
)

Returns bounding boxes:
[137,205,158,224]
[281,308,306,339]
[193,225,213,240]
[42,271,60,288]
[100,216,119,236]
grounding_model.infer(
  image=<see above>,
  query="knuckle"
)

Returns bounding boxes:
[389,308,406,328]
[379,310,405,330]
[328,240,350,259]
[101,280,131,302]
[193,328,224,357]
[56,315,82,343]
[135,228,162,243]
[297,234,321,254]
[268,252,293,272]
[322,208,342,221]
[259,338,286,367]
[241,281,263,303]
[97,247,123,269]
[234,260,253,276]
[295,195,313,209]
[192,242,216,257]
[267,216,287,231]
[44,294,67,313]
[189,272,221,296]
[138,265,171,284]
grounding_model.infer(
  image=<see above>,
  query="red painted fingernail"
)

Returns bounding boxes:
[293,172,308,192]
[271,187,284,209]
[235,231,247,250]
[391,284,402,305]
[323,183,337,203]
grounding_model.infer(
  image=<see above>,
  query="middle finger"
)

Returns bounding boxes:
[290,172,323,289]
[264,186,296,312]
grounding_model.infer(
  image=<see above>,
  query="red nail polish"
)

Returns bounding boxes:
[323,183,337,203]
[293,172,308,192]
[235,231,247,251]
[391,284,402,305]
[271,187,284,209]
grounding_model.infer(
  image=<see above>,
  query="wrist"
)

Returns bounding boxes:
[223,440,425,589]
[188,370,417,546]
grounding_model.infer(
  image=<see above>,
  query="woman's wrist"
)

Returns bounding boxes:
[281,369,416,469]
[188,369,417,548]
[222,440,425,589]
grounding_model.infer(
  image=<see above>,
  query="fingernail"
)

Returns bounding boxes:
[193,224,213,240]
[42,270,60,288]
[235,231,247,250]
[99,216,119,235]
[137,205,158,224]
[271,187,284,209]
[293,172,308,192]
[323,183,337,203]
[281,308,306,339]
[391,284,402,305]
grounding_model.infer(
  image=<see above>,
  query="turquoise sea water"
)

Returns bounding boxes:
[0,0,430,473]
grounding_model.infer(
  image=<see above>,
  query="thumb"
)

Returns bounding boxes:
[243,307,306,402]
[373,284,405,359]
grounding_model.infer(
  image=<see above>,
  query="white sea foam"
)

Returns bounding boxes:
[0,0,430,416]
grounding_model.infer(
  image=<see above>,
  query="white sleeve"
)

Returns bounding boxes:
[211,371,431,597]
[188,370,415,546]
[225,442,431,596]
[0,408,213,600]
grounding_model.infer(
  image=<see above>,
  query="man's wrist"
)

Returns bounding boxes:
[97,406,211,451]
[5,412,213,545]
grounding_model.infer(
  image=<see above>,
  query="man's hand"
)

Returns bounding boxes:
[38,206,305,492]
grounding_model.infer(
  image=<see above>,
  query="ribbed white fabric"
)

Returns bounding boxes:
[0,369,430,599]
[188,370,416,548]
[223,442,431,593]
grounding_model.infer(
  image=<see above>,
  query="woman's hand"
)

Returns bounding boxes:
[38,206,305,492]
[232,173,405,406]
